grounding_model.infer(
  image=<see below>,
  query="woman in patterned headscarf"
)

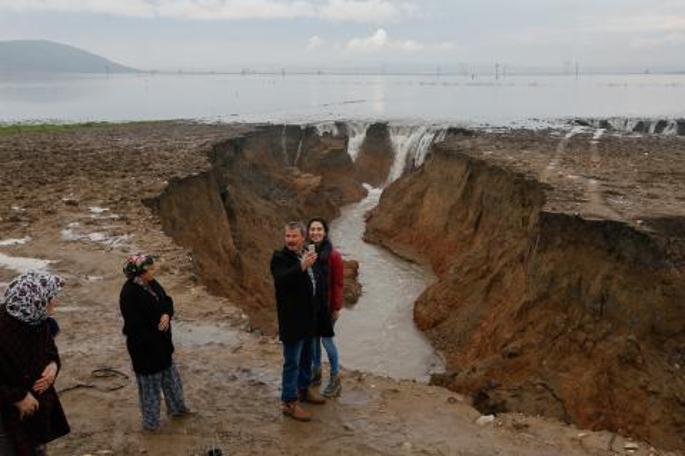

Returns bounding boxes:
[119,254,190,432]
[0,271,70,456]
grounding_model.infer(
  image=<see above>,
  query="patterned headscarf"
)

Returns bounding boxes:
[123,254,156,279]
[2,271,65,325]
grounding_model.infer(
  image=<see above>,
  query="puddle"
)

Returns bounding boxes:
[89,206,120,220]
[0,237,31,246]
[62,227,132,248]
[173,321,241,348]
[57,306,89,313]
[331,187,445,382]
[0,252,54,274]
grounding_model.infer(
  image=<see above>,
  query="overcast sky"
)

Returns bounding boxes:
[0,0,684,72]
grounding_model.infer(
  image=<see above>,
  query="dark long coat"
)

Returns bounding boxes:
[119,279,175,375]
[270,247,320,343]
[0,309,70,456]
[313,239,344,338]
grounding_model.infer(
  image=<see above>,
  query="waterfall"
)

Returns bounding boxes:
[608,118,640,133]
[346,122,369,162]
[662,120,680,135]
[592,129,606,141]
[312,121,369,161]
[310,122,447,184]
[293,134,304,167]
[280,124,288,165]
[579,118,684,136]
[314,122,340,137]
[386,126,446,184]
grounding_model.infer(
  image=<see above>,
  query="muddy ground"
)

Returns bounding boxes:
[0,122,679,455]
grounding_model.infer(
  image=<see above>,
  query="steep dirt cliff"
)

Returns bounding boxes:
[365,130,685,450]
[146,125,366,333]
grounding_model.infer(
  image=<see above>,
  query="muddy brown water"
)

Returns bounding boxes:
[330,186,445,381]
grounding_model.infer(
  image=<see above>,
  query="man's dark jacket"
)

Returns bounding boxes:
[270,247,320,343]
[119,279,175,375]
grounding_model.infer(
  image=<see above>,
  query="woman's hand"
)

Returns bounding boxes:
[32,361,58,394]
[158,314,171,331]
[332,310,340,321]
[14,392,39,420]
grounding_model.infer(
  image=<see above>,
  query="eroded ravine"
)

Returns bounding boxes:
[145,123,449,381]
[146,122,685,451]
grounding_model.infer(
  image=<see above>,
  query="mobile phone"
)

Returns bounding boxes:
[307,244,316,254]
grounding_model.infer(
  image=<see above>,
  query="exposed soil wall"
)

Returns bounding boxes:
[365,139,685,449]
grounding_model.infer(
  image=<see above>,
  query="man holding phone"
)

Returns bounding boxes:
[270,221,326,421]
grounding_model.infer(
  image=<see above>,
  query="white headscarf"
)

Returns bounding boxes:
[2,271,64,325]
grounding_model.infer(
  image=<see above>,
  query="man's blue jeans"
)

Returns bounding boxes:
[281,337,314,402]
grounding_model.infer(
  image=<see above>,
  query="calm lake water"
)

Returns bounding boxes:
[1,73,684,125]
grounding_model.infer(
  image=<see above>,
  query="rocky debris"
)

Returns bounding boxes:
[625,442,640,451]
[476,415,496,426]
[343,259,362,305]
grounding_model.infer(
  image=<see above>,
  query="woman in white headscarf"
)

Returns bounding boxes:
[0,271,70,456]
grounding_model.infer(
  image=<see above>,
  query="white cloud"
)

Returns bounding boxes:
[347,28,390,51]
[156,0,314,20]
[0,0,156,17]
[345,28,454,53]
[306,35,325,51]
[320,0,416,23]
[0,0,416,23]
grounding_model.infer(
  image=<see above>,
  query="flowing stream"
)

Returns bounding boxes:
[330,186,445,381]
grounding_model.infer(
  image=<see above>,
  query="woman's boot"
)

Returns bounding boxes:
[323,373,342,398]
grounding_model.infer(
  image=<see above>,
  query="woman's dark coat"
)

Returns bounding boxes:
[119,279,175,375]
[313,239,343,338]
[270,247,321,343]
[0,309,70,456]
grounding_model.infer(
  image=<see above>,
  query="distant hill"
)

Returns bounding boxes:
[0,40,139,74]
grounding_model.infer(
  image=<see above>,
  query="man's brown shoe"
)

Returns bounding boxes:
[299,387,326,405]
[282,401,312,422]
